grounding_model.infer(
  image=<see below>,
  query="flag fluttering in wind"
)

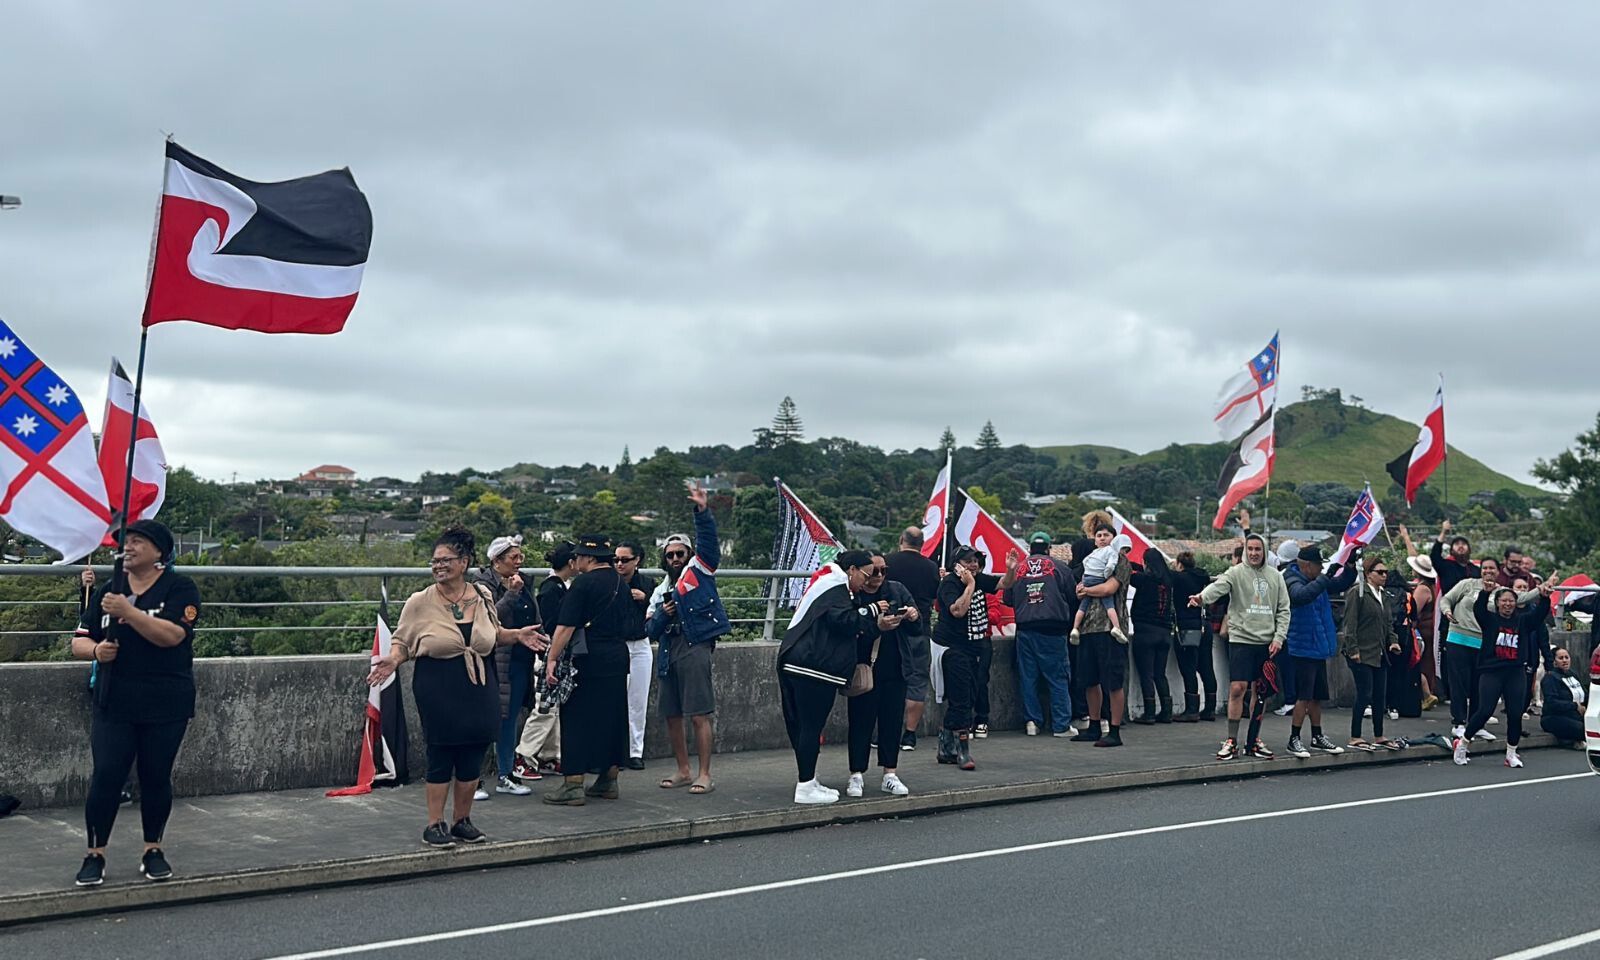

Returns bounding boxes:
[97,358,167,540]
[1214,332,1279,439]
[144,141,373,335]
[952,491,1024,576]
[1213,409,1275,529]
[1330,485,1385,566]
[0,317,112,561]
[919,452,951,560]
[1385,376,1446,506]
[327,617,409,796]
[773,480,842,606]
[1107,507,1162,567]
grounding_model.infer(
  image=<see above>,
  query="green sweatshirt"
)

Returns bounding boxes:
[1197,560,1291,646]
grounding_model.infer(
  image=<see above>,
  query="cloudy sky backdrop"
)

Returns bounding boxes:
[2,3,1595,484]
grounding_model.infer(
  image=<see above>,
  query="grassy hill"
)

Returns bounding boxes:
[1044,397,1546,505]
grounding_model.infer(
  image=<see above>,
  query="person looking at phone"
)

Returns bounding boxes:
[843,553,922,797]
[70,520,200,887]
[645,480,731,795]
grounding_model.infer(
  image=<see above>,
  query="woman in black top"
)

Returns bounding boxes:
[1460,582,1554,768]
[1539,647,1586,747]
[542,534,635,806]
[1170,552,1215,722]
[70,520,201,887]
[1129,550,1177,724]
[471,535,548,796]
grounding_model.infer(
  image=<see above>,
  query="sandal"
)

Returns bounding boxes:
[1373,738,1403,751]
[1347,739,1377,752]
[659,775,693,789]
[689,780,716,795]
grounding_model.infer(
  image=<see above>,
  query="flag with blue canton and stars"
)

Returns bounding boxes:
[0,317,112,561]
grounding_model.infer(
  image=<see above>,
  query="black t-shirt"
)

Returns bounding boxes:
[76,570,202,724]
[885,550,940,607]
[934,572,1001,648]
[558,566,633,678]
[623,570,655,641]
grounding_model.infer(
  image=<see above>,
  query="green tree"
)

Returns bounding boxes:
[939,426,956,450]
[1491,487,1528,518]
[976,421,1001,452]
[966,485,1002,515]
[1533,413,1600,564]
[616,445,635,482]
[772,396,804,444]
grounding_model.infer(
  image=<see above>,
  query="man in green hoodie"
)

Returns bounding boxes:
[1189,534,1290,760]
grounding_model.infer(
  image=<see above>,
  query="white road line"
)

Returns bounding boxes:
[1491,927,1600,960]
[261,772,1589,960]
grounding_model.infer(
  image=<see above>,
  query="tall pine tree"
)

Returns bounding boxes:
[939,426,956,450]
[772,396,805,444]
[976,420,1001,451]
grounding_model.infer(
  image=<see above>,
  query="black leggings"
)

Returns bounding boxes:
[1132,625,1171,705]
[973,641,993,725]
[847,668,907,773]
[1348,661,1388,739]
[86,714,188,848]
[1468,669,1528,746]
[1174,629,1217,700]
[780,672,838,782]
[425,742,489,784]
[1444,643,1477,727]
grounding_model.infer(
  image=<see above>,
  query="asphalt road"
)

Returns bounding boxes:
[7,755,1600,960]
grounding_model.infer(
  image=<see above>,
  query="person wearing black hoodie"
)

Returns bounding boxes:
[1129,550,1177,724]
[1170,552,1216,722]
[1457,581,1555,768]
[1539,647,1586,747]
[844,554,923,797]
[777,550,884,805]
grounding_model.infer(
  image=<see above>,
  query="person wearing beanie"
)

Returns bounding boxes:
[70,519,200,887]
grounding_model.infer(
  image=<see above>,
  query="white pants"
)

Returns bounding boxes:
[627,638,653,758]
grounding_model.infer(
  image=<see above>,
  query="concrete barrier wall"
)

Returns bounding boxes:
[3,630,1588,808]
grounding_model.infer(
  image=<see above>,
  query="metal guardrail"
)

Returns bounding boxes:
[0,564,810,644]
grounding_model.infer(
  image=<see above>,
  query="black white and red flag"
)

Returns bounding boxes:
[1213,408,1276,529]
[96,358,166,542]
[1385,376,1446,505]
[143,141,373,335]
[327,617,409,796]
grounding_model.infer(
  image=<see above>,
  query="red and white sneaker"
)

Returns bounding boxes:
[1505,746,1523,769]
[1451,737,1470,766]
[511,755,543,781]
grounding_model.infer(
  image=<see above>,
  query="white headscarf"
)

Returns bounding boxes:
[486,535,523,562]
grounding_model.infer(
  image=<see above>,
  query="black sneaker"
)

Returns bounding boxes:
[1286,736,1311,759]
[422,821,455,848]
[75,854,106,887]
[450,817,487,844]
[899,730,917,752]
[140,848,173,882]
[119,787,135,806]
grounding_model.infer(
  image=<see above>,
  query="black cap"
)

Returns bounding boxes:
[120,519,174,560]
[544,540,577,569]
[573,533,614,558]
[1297,545,1324,564]
[952,545,986,565]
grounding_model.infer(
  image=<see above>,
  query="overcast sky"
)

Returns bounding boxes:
[2,3,1595,486]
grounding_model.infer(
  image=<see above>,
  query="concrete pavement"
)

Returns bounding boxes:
[0,706,1570,927]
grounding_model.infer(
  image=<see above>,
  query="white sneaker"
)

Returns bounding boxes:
[1386,709,1399,721]
[1474,729,1497,742]
[1274,704,1294,717]
[793,780,838,805]
[846,773,864,798]
[1505,746,1523,769]
[1452,737,1470,765]
[1053,726,1079,738]
[1110,627,1128,642]
[1025,721,1039,736]
[1487,716,1499,725]
[1363,706,1373,718]
[881,773,909,796]
[472,787,490,801]
[495,775,531,796]
[1452,725,1466,739]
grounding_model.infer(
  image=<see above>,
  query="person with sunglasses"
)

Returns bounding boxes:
[614,540,657,771]
[1339,555,1403,750]
[646,481,731,795]
[367,525,544,847]
[844,553,921,797]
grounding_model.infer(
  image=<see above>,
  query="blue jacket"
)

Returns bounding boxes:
[646,506,732,671]
[1283,561,1358,659]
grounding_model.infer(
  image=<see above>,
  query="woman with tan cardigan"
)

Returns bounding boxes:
[367,525,543,847]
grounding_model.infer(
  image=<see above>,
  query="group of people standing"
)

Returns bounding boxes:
[365,482,730,845]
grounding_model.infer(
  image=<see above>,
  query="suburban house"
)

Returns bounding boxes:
[296,465,357,485]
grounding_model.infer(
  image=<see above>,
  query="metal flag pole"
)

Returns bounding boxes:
[940,447,953,574]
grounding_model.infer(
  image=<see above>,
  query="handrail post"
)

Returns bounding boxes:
[762,574,781,642]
